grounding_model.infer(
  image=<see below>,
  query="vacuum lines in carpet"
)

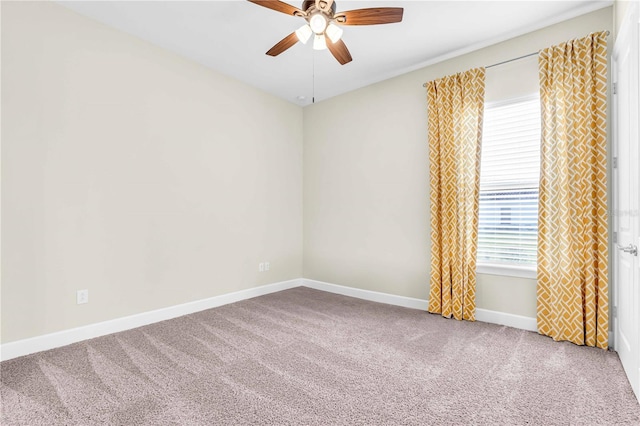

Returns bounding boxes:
[2,287,639,425]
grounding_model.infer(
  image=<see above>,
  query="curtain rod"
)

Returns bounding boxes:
[421,52,536,88]
[422,31,611,88]
[485,51,538,69]
[421,52,537,88]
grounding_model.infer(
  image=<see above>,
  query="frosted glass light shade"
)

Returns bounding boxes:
[325,23,343,43]
[309,13,327,34]
[313,34,327,50]
[295,24,312,44]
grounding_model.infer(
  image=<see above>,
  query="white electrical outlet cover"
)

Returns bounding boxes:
[76,289,89,304]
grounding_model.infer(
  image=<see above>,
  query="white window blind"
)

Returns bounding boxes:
[478,95,541,267]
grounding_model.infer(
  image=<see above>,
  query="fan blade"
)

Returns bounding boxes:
[247,0,304,17]
[334,8,403,25]
[326,36,352,65]
[266,32,299,56]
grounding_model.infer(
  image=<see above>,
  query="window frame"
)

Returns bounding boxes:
[476,94,541,279]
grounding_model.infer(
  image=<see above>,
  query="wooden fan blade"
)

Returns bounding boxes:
[247,0,304,17]
[266,32,299,56]
[334,8,403,25]
[326,36,352,65]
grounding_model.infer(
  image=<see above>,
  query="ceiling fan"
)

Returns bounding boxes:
[247,0,404,65]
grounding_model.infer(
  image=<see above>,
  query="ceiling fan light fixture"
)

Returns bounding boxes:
[248,1,403,66]
[295,24,312,44]
[309,13,327,34]
[325,23,343,43]
[313,34,327,50]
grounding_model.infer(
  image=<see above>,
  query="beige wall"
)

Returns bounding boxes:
[303,7,613,318]
[1,2,616,345]
[1,2,303,343]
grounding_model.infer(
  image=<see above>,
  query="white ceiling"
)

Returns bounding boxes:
[57,0,612,106]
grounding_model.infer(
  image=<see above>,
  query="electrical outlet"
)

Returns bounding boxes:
[259,263,265,272]
[77,289,89,305]
[265,262,270,271]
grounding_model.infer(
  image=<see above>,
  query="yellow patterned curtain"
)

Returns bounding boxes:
[537,32,609,349]
[426,68,485,321]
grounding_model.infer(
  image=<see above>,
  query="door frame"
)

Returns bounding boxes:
[612,0,640,401]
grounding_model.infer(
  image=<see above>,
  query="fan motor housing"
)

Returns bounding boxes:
[302,0,337,15]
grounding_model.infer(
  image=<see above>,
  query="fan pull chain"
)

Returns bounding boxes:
[312,50,315,104]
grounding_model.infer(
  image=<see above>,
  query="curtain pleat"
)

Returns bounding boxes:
[537,31,609,349]
[426,68,485,321]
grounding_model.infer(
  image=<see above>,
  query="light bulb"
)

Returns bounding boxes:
[295,24,312,44]
[325,23,343,43]
[313,34,327,50]
[309,13,327,34]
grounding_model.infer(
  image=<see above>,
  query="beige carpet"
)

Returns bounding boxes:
[2,287,639,425]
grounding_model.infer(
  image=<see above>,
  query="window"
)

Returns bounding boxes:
[477,95,541,273]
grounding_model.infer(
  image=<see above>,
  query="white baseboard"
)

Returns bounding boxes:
[302,279,429,310]
[0,279,302,362]
[475,308,538,332]
[302,278,537,332]
[1,277,538,362]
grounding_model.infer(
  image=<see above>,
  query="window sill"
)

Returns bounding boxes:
[477,263,537,279]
